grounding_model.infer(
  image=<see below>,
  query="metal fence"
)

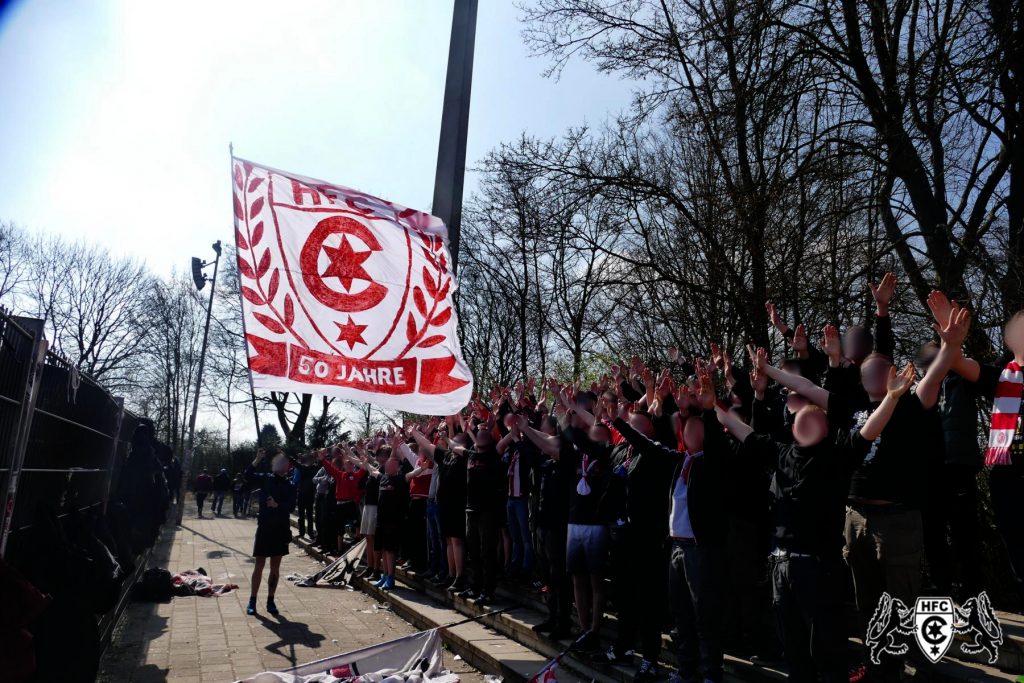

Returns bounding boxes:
[0,308,154,647]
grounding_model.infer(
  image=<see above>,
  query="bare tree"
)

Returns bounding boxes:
[19,234,153,391]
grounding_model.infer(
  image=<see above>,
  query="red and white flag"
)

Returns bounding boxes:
[231,158,472,415]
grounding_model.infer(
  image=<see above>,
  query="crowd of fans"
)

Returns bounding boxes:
[256,277,1024,683]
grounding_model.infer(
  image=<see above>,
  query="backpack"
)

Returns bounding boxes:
[131,567,173,602]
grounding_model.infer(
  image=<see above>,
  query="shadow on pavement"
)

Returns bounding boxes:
[253,612,327,668]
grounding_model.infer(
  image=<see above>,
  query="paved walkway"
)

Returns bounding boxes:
[97,503,484,683]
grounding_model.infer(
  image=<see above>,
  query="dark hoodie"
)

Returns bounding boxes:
[741,394,870,556]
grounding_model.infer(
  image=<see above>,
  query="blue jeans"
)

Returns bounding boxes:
[426,500,445,575]
[507,496,533,574]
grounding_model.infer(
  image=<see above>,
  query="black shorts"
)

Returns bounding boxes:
[375,522,402,552]
[335,500,360,531]
[253,521,291,558]
[439,505,466,539]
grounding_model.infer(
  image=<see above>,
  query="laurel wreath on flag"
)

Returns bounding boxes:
[401,231,452,356]
[232,162,303,346]
[233,162,455,362]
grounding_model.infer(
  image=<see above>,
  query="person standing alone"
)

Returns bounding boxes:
[244,450,297,616]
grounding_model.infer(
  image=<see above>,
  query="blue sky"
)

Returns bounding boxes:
[0,0,637,276]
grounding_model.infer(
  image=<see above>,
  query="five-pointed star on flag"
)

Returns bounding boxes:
[322,236,372,291]
[335,316,367,349]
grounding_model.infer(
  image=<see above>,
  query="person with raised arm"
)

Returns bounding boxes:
[317,445,368,555]
[517,412,574,640]
[717,352,918,683]
[353,445,388,581]
[450,421,504,606]
[518,391,617,656]
[606,367,734,683]
[358,438,409,591]
[422,422,472,594]
[244,450,297,616]
[765,272,895,387]
[940,292,1024,592]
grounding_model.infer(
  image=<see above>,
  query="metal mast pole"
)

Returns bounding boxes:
[176,242,222,525]
[431,0,478,272]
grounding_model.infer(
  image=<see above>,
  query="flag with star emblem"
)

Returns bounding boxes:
[231,156,473,414]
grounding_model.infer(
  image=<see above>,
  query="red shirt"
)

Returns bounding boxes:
[321,459,366,502]
[409,456,433,498]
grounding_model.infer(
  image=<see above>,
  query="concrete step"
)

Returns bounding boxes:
[288,516,1018,683]
[946,607,1024,673]
[287,533,584,683]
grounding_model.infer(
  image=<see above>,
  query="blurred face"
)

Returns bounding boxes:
[916,342,939,371]
[793,407,828,447]
[503,413,517,431]
[860,355,893,398]
[1005,313,1024,358]
[786,391,810,414]
[781,359,803,377]
[588,424,611,445]
[629,413,655,438]
[475,429,495,450]
[682,415,704,453]
[452,432,472,449]
[384,457,400,476]
[843,326,872,364]
[271,454,289,475]
[541,417,558,436]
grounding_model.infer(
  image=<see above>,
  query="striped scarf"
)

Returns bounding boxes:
[987,361,1023,465]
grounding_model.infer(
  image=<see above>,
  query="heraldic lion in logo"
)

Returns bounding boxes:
[954,592,1004,664]
[865,592,915,664]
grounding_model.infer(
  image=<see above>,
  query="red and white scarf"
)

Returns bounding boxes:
[987,361,1024,466]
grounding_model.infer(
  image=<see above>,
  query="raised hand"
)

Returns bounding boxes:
[820,324,841,363]
[886,362,916,398]
[745,344,768,371]
[926,290,955,329]
[791,324,808,354]
[750,366,768,396]
[936,305,971,348]
[666,345,680,363]
[696,366,716,410]
[869,271,897,314]
[722,349,734,377]
[710,342,724,370]
[766,301,788,333]
[656,369,673,399]
[642,367,656,393]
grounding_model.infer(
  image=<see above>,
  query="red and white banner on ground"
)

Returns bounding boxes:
[231,158,472,414]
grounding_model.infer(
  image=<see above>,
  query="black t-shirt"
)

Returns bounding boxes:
[847,391,932,505]
[744,398,870,555]
[563,427,613,525]
[465,448,503,513]
[376,473,408,524]
[435,448,467,511]
[361,473,381,506]
[535,453,572,529]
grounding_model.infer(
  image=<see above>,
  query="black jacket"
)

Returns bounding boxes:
[937,373,982,467]
[612,410,732,546]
